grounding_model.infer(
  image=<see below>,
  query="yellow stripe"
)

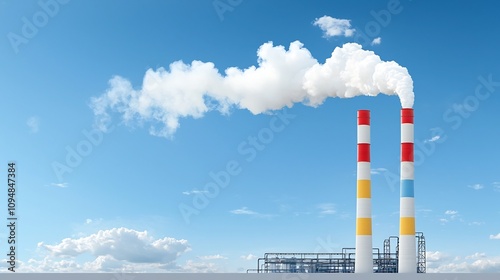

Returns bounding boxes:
[400,217,415,235]
[357,180,371,198]
[356,218,372,235]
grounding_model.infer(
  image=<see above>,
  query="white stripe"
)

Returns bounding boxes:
[357,125,370,144]
[398,235,417,273]
[401,123,414,143]
[355,235,373,273]
[356,198,372,218]
[357,162,371,180]
[400,197,415,217]
[401,162,414,180]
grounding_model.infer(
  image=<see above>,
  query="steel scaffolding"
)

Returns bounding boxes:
[247,232,426,273]
[417,232,426,273]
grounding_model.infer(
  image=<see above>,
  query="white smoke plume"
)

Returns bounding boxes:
[91,41,413,138]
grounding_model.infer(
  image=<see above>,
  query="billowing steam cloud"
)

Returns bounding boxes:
[91,41,413,138]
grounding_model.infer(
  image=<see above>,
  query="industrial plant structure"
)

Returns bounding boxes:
[248,232,426,273]
[248,109,425,274]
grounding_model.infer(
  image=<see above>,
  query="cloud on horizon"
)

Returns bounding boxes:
[1,227,230,272]
[240,254,258,261]
[39,227,190,267]
[198,254,227,260]
[426,251,500,273]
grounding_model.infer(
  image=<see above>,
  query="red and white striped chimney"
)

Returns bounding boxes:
[355,110,373,273]
[399,108,416,273]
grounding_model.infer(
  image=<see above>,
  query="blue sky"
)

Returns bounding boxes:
[1,0,500,273]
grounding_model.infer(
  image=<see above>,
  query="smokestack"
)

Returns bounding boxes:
[355,110,373,273]
[399,108,416,273]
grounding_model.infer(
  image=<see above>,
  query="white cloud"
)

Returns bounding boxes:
[468,184,484,190]
[468,258,500,272]
[229,207,274,219]
[2,227,232,273]
[424,135,441,143]
[442,210,460,223]
[230,207,258,215]
[85,219,93,224]
[240,254,258,261]
[426,251,447,262]
[490,233,500,240]
[426,251,500,273]
[91,41,414,138]
[439,218,449,223]
[445,210,458,215]
[27,116,40,133]
[371,37,382,45]
[198,254,227,260]
[50,182,68,188]
[180,260,218,273]
[182,190,208,195]
[317,203,336,216]
[428,254,500,273]
[39,227,190,265]
[19,257,219,273]
[9,256,82,272]
[370,167,387,175]
[466,252,486,259]
[313,16,355,37]
[12,255,181,272]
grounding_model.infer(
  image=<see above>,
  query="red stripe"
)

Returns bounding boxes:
[358,143,370,162]
[358,110,370,125]
[401,108,414,124]
[401,143,414,162]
